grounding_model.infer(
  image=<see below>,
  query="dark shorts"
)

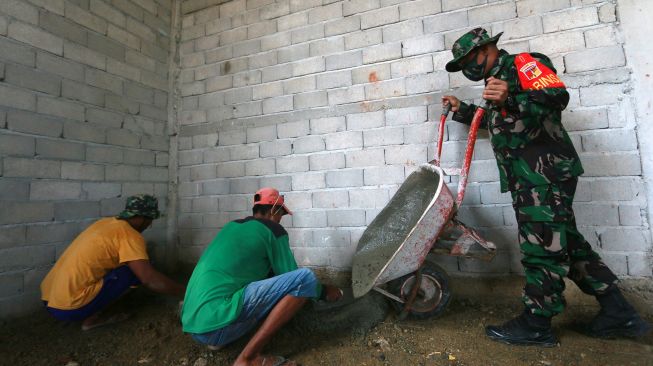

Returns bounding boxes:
[45,265,141,322]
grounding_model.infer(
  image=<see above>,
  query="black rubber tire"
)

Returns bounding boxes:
[387,260,452,320]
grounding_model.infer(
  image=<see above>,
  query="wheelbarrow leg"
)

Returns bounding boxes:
[398,267,423,321]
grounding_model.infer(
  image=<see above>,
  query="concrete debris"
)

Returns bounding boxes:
[193,357,208,366]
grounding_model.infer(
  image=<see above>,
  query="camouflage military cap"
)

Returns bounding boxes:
[117,194,161,219]
[445,27,503,72]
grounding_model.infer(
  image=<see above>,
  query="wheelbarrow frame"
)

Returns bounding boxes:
[353,164,455,298]
[352,102,497,317]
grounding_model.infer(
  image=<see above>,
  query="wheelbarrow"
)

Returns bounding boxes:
[351,102,497,320]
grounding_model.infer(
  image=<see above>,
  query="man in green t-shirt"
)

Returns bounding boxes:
[182,187,343,366]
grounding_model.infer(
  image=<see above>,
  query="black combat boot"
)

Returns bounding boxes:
[587,288,651,338]
[486,310,558,347]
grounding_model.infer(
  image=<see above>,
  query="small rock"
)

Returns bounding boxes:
[65,362,79,366]
[193,357,208,366]
[372,337,391,353]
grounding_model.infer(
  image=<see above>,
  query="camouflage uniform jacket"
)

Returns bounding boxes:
[452,49,584,193]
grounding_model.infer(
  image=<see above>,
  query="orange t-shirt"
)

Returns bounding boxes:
[40,217,149,310]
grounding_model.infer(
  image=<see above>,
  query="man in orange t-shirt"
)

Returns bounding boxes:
[41,194,185,330]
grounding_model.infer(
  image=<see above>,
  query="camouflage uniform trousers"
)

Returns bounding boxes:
[511,178,618,318]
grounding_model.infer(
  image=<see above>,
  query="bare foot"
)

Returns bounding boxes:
[233,354,297,366]
[81,313,130,331]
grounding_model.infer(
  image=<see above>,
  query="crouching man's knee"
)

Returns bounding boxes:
[289,268,319,298]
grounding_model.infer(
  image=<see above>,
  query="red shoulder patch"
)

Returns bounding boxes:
[514,53,565,91]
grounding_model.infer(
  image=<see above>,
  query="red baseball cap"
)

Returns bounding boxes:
[254,187,292,215]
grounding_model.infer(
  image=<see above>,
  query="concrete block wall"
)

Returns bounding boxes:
[176,0,651,280]
[0,0,173,317]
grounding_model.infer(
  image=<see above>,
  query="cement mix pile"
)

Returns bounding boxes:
[289,290,389,336]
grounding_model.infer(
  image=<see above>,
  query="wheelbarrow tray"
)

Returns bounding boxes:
[351,164,455,298]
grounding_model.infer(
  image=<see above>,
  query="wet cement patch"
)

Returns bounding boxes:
[289,291,389,337]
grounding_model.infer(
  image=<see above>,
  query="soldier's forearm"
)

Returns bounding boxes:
[452,101,476,125]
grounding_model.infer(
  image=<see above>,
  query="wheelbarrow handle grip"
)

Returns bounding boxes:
[442,102,452,116]
[433,102,454,166]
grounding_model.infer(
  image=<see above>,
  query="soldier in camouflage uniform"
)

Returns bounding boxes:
[41,194,185,330]
[443,28,650,346]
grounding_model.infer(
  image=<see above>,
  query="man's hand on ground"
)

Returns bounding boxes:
[323,285,344,302]
[483,77,509,105]
[127,260,186,297]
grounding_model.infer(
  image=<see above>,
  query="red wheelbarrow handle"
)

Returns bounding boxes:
[434,100,490,208]
[434,103,451,166]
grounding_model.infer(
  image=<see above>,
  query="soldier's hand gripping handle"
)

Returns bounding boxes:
[441,95,460,112]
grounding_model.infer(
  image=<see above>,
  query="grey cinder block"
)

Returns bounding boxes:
[309,152,345,171]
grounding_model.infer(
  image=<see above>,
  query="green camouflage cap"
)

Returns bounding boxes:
[445,27,503,72]
[117,194,161,219]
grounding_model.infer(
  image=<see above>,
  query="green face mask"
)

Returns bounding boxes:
[462,51,488,81]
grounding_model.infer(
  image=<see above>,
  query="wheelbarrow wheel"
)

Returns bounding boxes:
[387,260,451,320]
